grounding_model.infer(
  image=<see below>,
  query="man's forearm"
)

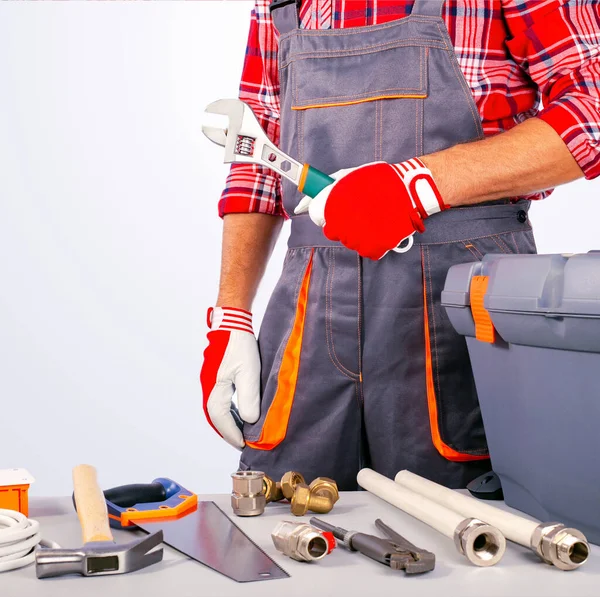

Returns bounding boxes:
[216,213,284,311]
[422,117,584,207]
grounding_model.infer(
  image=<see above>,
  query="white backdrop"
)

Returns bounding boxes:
[0,1,598,497]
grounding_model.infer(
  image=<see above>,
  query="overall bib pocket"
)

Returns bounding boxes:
[280,43,430,215]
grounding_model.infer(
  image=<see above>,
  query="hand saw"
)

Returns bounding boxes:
[74,477,289,583]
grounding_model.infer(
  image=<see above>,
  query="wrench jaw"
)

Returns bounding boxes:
[201,125,228,148]
[202,98,303,185]
[203,98,262,163]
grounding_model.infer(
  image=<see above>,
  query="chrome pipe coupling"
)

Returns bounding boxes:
[531,523,590,571]
[231,470,266,517]
[453,518,506,567]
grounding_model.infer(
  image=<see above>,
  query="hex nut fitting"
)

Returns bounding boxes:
[263,475,285,503]
[453,518,506,567]
[271,521,331,562]
[291,484,312,516]
[291,482,337,516]
[308,477,339,506]
[231,470,266,517]
[281,471,306,500]
[531,523,590,571]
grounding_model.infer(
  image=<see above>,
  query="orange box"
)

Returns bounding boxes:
[0,469,35,517]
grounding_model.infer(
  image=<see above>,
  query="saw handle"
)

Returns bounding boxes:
[299,165,336,198]
[104,482,167,508]
[72,464,114,544]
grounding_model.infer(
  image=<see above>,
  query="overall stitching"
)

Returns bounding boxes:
[278,14,449,43]
[437,22,485,140]
[413,0,445,18]
[293,80,427,106]
[280,39,446,69]
[294,85,427,105]
[299,106,305,164]
[326,249,360,379]
[511,231,521,254]
[414,85,419,157]
[490,236,509,254]
[415,226,532,246]
[356,252,363,380]
[463,242,484,260]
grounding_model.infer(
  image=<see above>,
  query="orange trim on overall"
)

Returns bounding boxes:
[422,260,489,462]
[298,163,309,193]
[246,250,314,451]
[470,275,496,343]
[292,94,428,111]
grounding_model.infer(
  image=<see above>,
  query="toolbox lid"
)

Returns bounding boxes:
[441,255,509,308]
[484,252,600,318]
[0,468,35,487]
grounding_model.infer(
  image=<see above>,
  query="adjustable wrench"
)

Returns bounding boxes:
[202,98,413,253]
[202,98,334,198]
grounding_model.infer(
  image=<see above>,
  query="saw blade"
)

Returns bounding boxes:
[135,501,289,582]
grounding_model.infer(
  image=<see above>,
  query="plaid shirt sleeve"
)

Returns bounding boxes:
[218,2,284,218]
[504,0,600,180]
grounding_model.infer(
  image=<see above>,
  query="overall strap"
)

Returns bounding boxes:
[411,0,446,17]
[270,0,300,36]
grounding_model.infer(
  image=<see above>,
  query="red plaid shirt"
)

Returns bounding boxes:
[219,0,600,217]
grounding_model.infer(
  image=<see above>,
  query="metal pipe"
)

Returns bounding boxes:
[394,470,589,571]
[357,468,505,567]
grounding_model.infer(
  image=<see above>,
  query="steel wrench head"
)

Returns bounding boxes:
[202,98,302,184]
[202,98,264,159]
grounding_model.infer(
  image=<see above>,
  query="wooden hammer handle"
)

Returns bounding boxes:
[72,464,114,544]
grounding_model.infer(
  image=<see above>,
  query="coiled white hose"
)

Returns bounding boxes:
[0,509,57,573]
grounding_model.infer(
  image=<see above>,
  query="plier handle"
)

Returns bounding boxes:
[310,517,435,574]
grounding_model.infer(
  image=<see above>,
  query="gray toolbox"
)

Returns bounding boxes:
[441,251,600,545]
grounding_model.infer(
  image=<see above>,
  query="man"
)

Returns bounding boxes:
[200,0,600,490]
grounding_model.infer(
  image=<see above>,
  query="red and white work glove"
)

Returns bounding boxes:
[295,158,447,260]
[199,307,261,449]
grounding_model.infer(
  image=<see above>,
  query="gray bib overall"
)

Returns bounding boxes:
[240,0,536,490]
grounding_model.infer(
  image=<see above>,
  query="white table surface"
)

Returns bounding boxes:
[3,492,599,597]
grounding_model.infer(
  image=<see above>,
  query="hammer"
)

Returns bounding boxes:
[35,464,164,578]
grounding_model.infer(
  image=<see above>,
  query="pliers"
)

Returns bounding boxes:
[310,517,435,574]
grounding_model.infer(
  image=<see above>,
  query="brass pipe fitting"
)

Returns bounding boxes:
[308,477,339,507]
[231,470,266,517]
[291,482,337,516]
[271,521,332,562]
[281,471,306,500]
[263,475,285,503]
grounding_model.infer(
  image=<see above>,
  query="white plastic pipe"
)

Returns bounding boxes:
[394,470,590,571]
[394,470,535,545]
[357,469,506,566]
[358,468,463,538]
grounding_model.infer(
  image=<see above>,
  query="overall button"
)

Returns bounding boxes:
[517,210,528,223]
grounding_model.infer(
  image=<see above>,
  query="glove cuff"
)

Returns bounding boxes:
[207,307,254,334]
[390,158,448,219]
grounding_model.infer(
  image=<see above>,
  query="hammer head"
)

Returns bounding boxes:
[35,530,163,578]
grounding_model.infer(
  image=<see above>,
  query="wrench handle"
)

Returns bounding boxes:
[72,464,114,544]
[298,164,335,198]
